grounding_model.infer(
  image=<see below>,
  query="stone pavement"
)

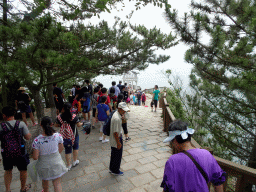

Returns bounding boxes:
[0,95,172,192]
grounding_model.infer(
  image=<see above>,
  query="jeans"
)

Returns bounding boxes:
[109,136,123,174]
[138,100,141,106]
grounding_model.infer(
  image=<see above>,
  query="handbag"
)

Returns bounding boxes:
[27,160,40,182]
[182,151,209,183]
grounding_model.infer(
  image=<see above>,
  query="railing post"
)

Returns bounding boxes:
[235,175,246,192]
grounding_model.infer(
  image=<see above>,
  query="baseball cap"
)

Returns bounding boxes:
[118,102,130,112]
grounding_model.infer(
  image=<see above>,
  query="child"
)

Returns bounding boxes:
[130,94,134,105]
[91,87,99,129]
[71,103,78,115]
[133,93,137,105]
[109,87,118,110]
[141,92,146,106]
[97,96,110,143]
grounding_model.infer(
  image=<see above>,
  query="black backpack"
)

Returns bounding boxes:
[0,121,26,158]
[103,110,117,136]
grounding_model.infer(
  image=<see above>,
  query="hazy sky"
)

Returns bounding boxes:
[12,0,193,91]
[91,0,193,90]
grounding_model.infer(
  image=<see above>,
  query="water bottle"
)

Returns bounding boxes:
[21,145,25,155]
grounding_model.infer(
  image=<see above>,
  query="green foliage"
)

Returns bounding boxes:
[165,0,256,166]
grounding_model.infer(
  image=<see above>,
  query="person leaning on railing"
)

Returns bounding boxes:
[161,120,227,192]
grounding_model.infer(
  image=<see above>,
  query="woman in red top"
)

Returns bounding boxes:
[141,92,146,106]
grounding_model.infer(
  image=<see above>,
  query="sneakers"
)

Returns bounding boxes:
[102,138,109,143]
[67,164,72,171]
[73,160,79,167]
[99,137,103,141]
[125,137,131,141]
[110,171,124,176]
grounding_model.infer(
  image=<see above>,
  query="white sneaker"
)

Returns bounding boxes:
[99,137,103,141]
[72,160,79,167]
[67,164,72,171]
[102,138,109,143]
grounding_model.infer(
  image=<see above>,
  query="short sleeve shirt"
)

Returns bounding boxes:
[161,149,226,191]
[97,104,109,121]
[109,111,123,148]
[97,95,111,105]
[32,133,63,156]
[153,89,160,100]
[16,93,30,105]
[0,120,29,136]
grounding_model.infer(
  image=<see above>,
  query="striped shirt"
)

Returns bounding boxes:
[32,133,63,156]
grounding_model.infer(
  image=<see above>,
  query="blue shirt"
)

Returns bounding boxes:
[108,86,120,97]
[97,104,110,121]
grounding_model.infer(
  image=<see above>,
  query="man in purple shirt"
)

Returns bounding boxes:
[161,120,226,192]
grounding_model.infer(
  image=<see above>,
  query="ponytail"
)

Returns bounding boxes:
[41,116,56,136]
[61,102,72,124]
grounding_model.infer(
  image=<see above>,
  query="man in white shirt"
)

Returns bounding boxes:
[109,102,130,176]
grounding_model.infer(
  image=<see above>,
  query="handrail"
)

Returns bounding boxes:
[159,92,256,192]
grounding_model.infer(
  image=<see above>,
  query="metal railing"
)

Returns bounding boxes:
[159,92,256,192]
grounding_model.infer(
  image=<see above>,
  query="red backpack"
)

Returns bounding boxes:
[0,121,25,158]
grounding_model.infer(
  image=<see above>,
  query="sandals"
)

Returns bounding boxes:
[20,184,31,192]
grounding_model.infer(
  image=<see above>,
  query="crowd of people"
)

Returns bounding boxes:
[0,80,227,192]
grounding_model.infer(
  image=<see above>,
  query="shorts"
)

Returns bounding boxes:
[2,154,29,171]
[152,100,158,108]
[20,105,32,114]
[99,121,105,132]
[82,105,90,113]
[63,135,79,154]
[93,108,96,117]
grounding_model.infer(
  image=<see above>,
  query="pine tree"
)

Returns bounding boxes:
[165,0,256,182]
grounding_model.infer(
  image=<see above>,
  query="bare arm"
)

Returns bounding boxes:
[24,133,31,140]
[54,123,60,127]
[32,149,39,160]
[76,122,83,127]
[214,184,224,192]
[114,132,122,150]
[106,110,110,116]
[108,103,113,112]
[58,143,64,153]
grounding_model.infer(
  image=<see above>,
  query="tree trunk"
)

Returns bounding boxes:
[30,88,44,123]
[2,0,8,107]
[46,69,56,120]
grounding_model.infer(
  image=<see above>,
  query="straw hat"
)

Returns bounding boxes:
[18,87,25,91]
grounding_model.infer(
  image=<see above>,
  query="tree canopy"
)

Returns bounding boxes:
[164,0,256,174]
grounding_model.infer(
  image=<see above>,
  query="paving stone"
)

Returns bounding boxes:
[145,144,159,150]
[91,176,118,191]
[110,169,136,182]
[150,167,164,179]
[76,172,100,185]
[138,156,158,165]
[153,159,168,168]
[129,172,156,187]
[71,183,94,192]
[154,152,171,160]
[142,178,163,192]
[130,187,147,192]
[135,163,158,174]
[122,150,130,157]
[129,142,146,148]
[140,150,159,158]
[156,147,171,153]
[61,179,77,191]
[123,153,143,162]
[128,147,145,154]
[107,179,135,192]
[62,167,85,182]
[83,163,107,174]
[121,160,142,171]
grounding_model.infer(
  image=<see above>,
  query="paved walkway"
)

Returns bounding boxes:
[0,95,171,192]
